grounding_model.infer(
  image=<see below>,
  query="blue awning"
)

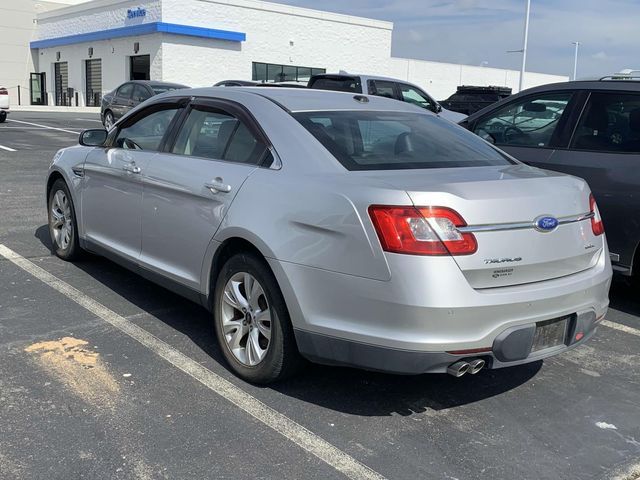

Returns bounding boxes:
[31,22,246,49]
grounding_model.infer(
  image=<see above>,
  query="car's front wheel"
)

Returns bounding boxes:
[213,253,303,383]
[103,110,114,129]
[48,179,81,260]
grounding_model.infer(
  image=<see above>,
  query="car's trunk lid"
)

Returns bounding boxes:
[368,165,603,288]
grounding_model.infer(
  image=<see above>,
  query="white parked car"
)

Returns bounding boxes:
[0,87,9,122]
[308,73,467,122]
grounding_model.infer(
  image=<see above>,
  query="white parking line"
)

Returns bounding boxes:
[601,319,640,337]
[0,244,386,480]
[0,144,17,152]
[75,118,102,123]
[7,119,80,135]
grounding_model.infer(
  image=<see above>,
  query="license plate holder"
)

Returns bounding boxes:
[531,317,569,352]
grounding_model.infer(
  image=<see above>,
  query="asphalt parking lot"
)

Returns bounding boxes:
[0,111,639,480]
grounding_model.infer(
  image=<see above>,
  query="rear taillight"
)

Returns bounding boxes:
[0,88,7,95]
[368,205,477,256]
[589,193,604,236]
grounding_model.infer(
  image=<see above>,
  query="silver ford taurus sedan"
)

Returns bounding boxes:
[46,87,612,383]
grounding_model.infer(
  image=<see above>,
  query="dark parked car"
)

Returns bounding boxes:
[101,80,188,128]
[460,77,640,280]
[214,80,307,88]
[440,85,511,116]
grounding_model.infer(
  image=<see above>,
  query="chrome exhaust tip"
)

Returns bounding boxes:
[468,358,485,375]
[447,361,470,377]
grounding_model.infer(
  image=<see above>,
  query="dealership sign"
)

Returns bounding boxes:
[127,7,147,19]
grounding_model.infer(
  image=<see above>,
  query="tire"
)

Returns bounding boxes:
[47,179,81,260]
[213,252,303,384]
[0,111,6,123]
[103,110,114,129]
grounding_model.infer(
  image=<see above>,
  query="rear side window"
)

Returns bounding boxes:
[132,84,152,103]
[294,110,514,171]
[571,92,640,153]
[473,92,573,148]
[116,83,133,99]
[172,107,266,164]
[368,80,397,100]
[309,76,362,93]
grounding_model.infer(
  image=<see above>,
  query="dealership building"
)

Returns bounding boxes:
[6,0,568,107]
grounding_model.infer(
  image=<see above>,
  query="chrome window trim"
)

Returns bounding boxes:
[458,212,594,233]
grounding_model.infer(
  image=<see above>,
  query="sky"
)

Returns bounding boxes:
[274,0,640,78]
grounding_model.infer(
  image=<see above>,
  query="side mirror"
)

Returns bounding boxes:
[435,103,443,113]
[79,129,108,147]
[477,129,496,144]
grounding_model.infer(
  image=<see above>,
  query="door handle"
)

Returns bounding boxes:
[205,178,232,194]
[123,163,141,174]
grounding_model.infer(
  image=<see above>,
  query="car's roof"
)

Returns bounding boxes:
[128,80,188,88]
[312,72,415,85]
[464,79,640,122]
[165,86,428,114]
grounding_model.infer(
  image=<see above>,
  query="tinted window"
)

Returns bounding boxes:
[294,111,513,171]
[172,107,266,164]
[310,76,362,93]
[368,80,396,100]
[571,92,640,153]
[132,84,151,103]
[116,83,133,99]
[474,92,573,147]
[398,83,437,111]
[114,107,179,151]
[150,85,185,95]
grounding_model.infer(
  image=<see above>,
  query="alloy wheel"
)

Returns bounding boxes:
[220,272,272,366]
[50,190,72,250]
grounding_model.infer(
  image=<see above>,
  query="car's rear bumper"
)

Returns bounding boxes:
[271,247,612,374]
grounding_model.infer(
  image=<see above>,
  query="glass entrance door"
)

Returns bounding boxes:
[30,72,47,105]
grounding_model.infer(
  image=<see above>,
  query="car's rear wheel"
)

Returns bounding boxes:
[0,111,6,123]
[48,179,81,260]
[213,253,302,383]
[103,110,114,129]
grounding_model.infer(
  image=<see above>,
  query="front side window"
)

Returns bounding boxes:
[172,107,266,164]
[117,83,133,99]
[474,92,573,148]
[571,92,640,153]
[114,107,179,151]
[368,80,397,100]
[398,83,437,112]
[294,111,514,171]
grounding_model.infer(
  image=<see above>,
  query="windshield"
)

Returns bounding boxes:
[151,85,185,95]
[309,76,362,93]
[293,111,514,171]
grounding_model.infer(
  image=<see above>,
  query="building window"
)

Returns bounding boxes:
[252,62,325,83]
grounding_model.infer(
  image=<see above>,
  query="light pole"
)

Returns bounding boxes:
[519,0,531,92]
[572,41,580,80]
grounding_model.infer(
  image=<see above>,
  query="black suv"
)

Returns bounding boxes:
[440,85,511,115]
[460,77,640,279]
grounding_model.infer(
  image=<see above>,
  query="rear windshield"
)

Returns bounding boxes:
[309,76,362,93]
[293,111,514,171]
[151,85,185,95]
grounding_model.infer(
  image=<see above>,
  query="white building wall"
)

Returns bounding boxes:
[388,57,569,100]
[160,0,393,85]
[0,0,89,106]
[37,34,162,106]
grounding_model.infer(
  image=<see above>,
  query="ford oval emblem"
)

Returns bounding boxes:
[534,215,559,232]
